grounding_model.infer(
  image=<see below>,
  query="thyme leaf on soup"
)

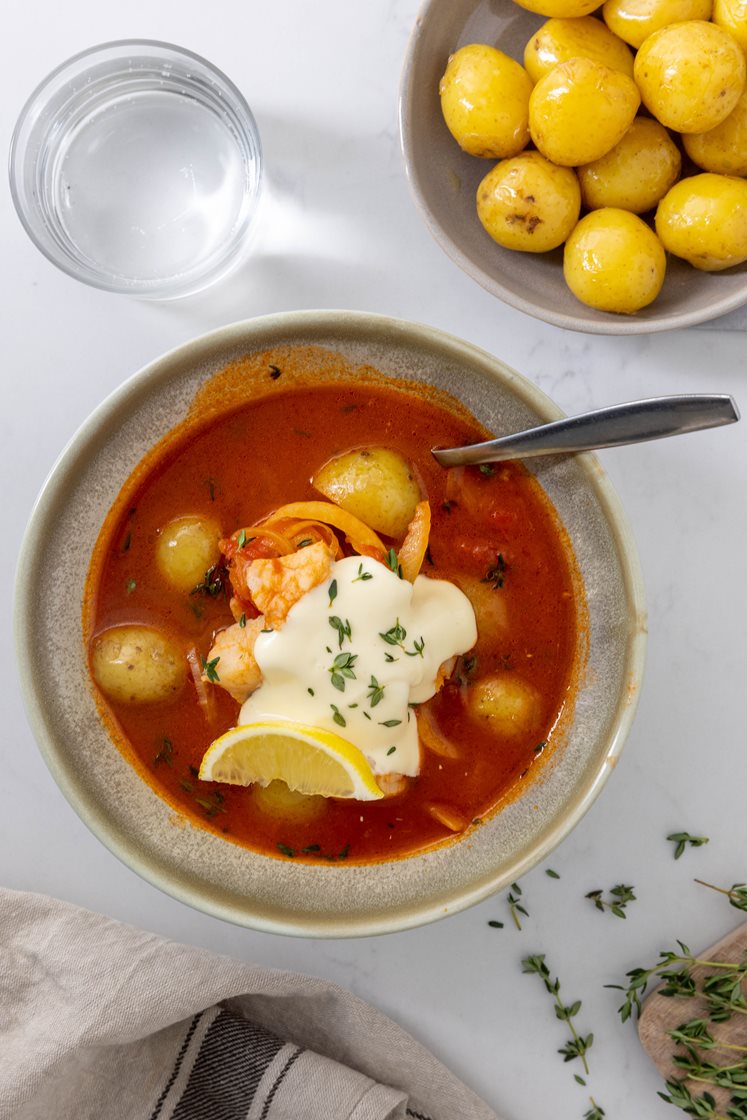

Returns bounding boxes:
[239,613,246,629]
[353,563,373,582]
[277,842,295,857]
[330,704,346,728]
[522,953,593,1075]
[329,651,357,692]
[405,636,425,658]
[268,364,283,380]
[328,579,338,607]
[204,478,217,502]
[482,553,506,589]
[380,719,401,728]
[296,538,313,548]
[153,737,173,767]
[126,578,137,594]
[192,563,228,598]
[121,531,131,553]
[386,548,403,578]
[367,677,385,708]
[479,464,496,477]
[668,831,710,859]
[201,655,221,683]
[379,619,407,647]
[329,615,351,649]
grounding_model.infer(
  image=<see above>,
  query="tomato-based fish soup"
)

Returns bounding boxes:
[84,353,584,864]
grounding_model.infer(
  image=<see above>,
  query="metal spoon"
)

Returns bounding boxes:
[432,394,740,467]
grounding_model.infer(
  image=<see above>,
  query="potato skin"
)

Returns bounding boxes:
[513,0,605,18]
[683,88,747,174]
[713,0,747,54]
[91,625,186,704]
[655,173,747,269]
[634,21,746,132]
[476,152,581,252]
[313,447,421,539]
[564,209,666,312]
[156,515,221,592]
[467,673,541,738]
[524,16,635,83]
[529,57,640,166]
[578,118,681,212]
[603,0,713,48]
[439,44,533,158]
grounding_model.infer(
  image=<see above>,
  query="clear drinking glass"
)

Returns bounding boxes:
[9,40,263,298]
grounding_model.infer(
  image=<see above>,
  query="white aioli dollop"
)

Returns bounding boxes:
[239,554,477,775]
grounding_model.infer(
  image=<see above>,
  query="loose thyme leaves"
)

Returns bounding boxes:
[479,463,496,477]
[583,1100,605,1120]
[237,528,247,550]
[585,884,637,919]
[386,548,403,578]
[329,651,358,692]
[277,843,295,857]
[695,878,747,913]
[488,920,505,929]
[605,940,744,1023]
[201,655,220,683]
[405,636,425,658]
[482,553,506,589]
[508,881,528,930]
[379,620,407,647]
[546,869,561,879]
[154,737,173,767]
[192,563,228,598]
[126,578,137,594]
[668,831,710,859]
[330,704,346,728]
[239,613,246,629]
[329,615,352,649]
[367,676,385,707]
[521,953,593,1075]
[353,563,373,582]
[328,579,338,606]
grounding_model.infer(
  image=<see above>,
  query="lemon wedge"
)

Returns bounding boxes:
[198,720,384,801]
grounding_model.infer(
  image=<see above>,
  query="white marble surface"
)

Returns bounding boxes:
[2,3,746,1119]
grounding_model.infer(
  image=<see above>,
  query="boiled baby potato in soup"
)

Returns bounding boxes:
[312,447,422,540]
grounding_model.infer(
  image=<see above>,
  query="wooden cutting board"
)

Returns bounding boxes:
[639,920,747,1112]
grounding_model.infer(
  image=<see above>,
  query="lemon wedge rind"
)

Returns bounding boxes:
[198,720,384,801]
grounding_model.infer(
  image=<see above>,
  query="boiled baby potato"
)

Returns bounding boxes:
[513,0,604,18]
[156,515,221,592]
[713,0,747,53]
[602,0,713,49]
[578,118,681,212]
[253,780,327,822]
[91,625,186,704]
[439,44,533,159]
[313,448,421,540]
[564,209,666,312]
[524,16,635,83]
[684,89,747,175]
[468,673,541,738]
[476,152,581,252]
[655,173,747,270]
[529,57,640,166]
[634,21,746,132]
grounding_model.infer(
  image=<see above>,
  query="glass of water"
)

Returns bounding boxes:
[9,40,263,299]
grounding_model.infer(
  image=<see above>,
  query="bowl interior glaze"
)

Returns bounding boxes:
[15,311,646,935]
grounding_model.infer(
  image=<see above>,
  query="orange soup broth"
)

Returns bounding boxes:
[86,370,582,864]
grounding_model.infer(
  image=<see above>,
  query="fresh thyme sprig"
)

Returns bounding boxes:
[521,953,594,1075]
[583,1099,605,1120]
[695,879,747,913]
[585,884,637,919]
[507,881,528,929]
[607,942,747,1023]
[668,832,710,860]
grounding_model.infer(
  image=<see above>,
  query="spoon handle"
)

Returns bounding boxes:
[432,394,740,467]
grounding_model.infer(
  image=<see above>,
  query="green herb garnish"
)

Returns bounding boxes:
[330,704,346,728]
[479,464,495,476]
[668,831,710,859]
[201,655,221,683]
[126,578,137,594]
[695,879,747,912]
[329,651,358,692]
[329,615,351,649]
[386,746,397,756]
[239,613,246,628]
[379,619,407,647]
[192,563,228,598]
[522,954,593,1075]
[508,882,528,930]
[328,579,338,606]
[380,719,401,728]
[367,676,385,707]
[585,884,636,919]
[277,842,295,857]
[481,553,506,589]
[353,563,373,582]
[405,636,425,658]
[154,737,173,767]
[546,869,561,879]
[237,528,247,550]
[386,548,403,578]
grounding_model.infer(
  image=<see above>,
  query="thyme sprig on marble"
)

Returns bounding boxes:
[522,953,594,1075]
[507,881,529,930]
[668,832,711,860]
[695,880,747,914]
[586,884,637,919]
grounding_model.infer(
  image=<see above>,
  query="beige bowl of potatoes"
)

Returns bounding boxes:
[400,0,747,332]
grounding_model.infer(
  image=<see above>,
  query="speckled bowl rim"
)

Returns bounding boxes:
[14,310,647,936]
[399,0,747,335]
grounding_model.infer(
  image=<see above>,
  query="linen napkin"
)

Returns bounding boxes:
[0,888,498,1120]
